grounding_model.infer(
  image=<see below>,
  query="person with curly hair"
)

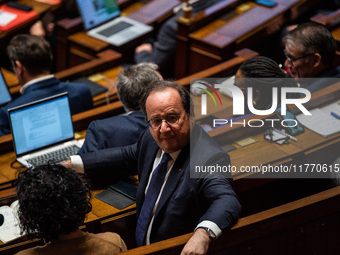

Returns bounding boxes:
[234,56,298,113]
[15,163,127,255]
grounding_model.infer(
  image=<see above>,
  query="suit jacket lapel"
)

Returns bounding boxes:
[154,144,190,217]
[136,139,159,212]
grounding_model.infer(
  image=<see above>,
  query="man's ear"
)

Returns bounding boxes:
[15,60,24,74]
[312,53,322,68]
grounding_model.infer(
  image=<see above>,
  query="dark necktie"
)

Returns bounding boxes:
[136,152,172,246]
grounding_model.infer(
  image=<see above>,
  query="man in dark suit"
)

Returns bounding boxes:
[63,81,241,254]
[134,0,224,78]
[78,63,161,154]
[282,22,340,92]
[0,34,93,137]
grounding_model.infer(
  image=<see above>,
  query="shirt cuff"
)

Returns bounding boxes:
[195,220,222,238]
[70,155,85,174]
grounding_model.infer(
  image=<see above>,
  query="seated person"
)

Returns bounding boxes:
[63,81,241,254]
[15,163,127,255]
[134,0,224,78]
[78,63,161,154]
[0,34,93,136]
[29,0,79,72]
[235,56,298,113]
[282,22,340,92]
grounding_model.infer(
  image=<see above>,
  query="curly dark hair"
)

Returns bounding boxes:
[15,163,92,241]
[238,56,298,109]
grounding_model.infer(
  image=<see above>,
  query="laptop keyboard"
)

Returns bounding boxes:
[27,145,80,167]
[97,21,132,37]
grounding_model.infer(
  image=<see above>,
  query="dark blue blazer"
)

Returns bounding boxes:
[0,77,93,136]
[303,66,340,93]
[134,0,224,78]
[81,124,241,243]
[78,111,148,154]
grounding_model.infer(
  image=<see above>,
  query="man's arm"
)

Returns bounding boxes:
[182,152,241,254]
[77,121,100,154]
[198,176,241,229]
[63,142,139,176]
[134,15,177,73]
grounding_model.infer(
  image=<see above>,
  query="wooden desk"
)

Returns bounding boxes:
[205,84,340,183]
[186,0,322,74]
[174,0,243,78]
[124,0,179,26]
[310,8,340,66]
[177,48,258,88]
[119,186,340,255]
[310,8,340,30]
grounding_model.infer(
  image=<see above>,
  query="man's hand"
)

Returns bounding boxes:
[30,21,46,37]
[60,158,83,174]
[60,159,73,169]
[180,228,211,255]
[61,156,85,174]
[135,43,153,54]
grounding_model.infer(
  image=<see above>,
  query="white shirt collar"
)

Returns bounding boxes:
[160,149,181,163]
[20,74,54,94]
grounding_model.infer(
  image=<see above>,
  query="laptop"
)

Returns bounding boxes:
[8,92,82,168]
[0,69,12,107]
[76,0,153,47]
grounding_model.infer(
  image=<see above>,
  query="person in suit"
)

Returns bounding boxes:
[63,81,241,254]
[282,22,340,92]
[134,0,224,78]
[0,34,93,137]
[15,163,127,255]
[78,63,161,155]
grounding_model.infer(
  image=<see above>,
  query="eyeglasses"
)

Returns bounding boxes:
[284,52,315,65]
[147,112,184,129]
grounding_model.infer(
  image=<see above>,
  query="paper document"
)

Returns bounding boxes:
[0,11,17,26]
[296,108,340,137]
[320,100,340,116]
[0,200,23,243]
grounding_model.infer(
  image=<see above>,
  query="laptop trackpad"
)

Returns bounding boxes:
[97,21,132,38]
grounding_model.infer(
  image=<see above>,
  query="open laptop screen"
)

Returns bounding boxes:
[8,93,74,156]
[0,69,11,106]
[76,0,120,31]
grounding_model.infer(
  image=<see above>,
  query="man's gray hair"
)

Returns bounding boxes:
[117,63,161,111]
